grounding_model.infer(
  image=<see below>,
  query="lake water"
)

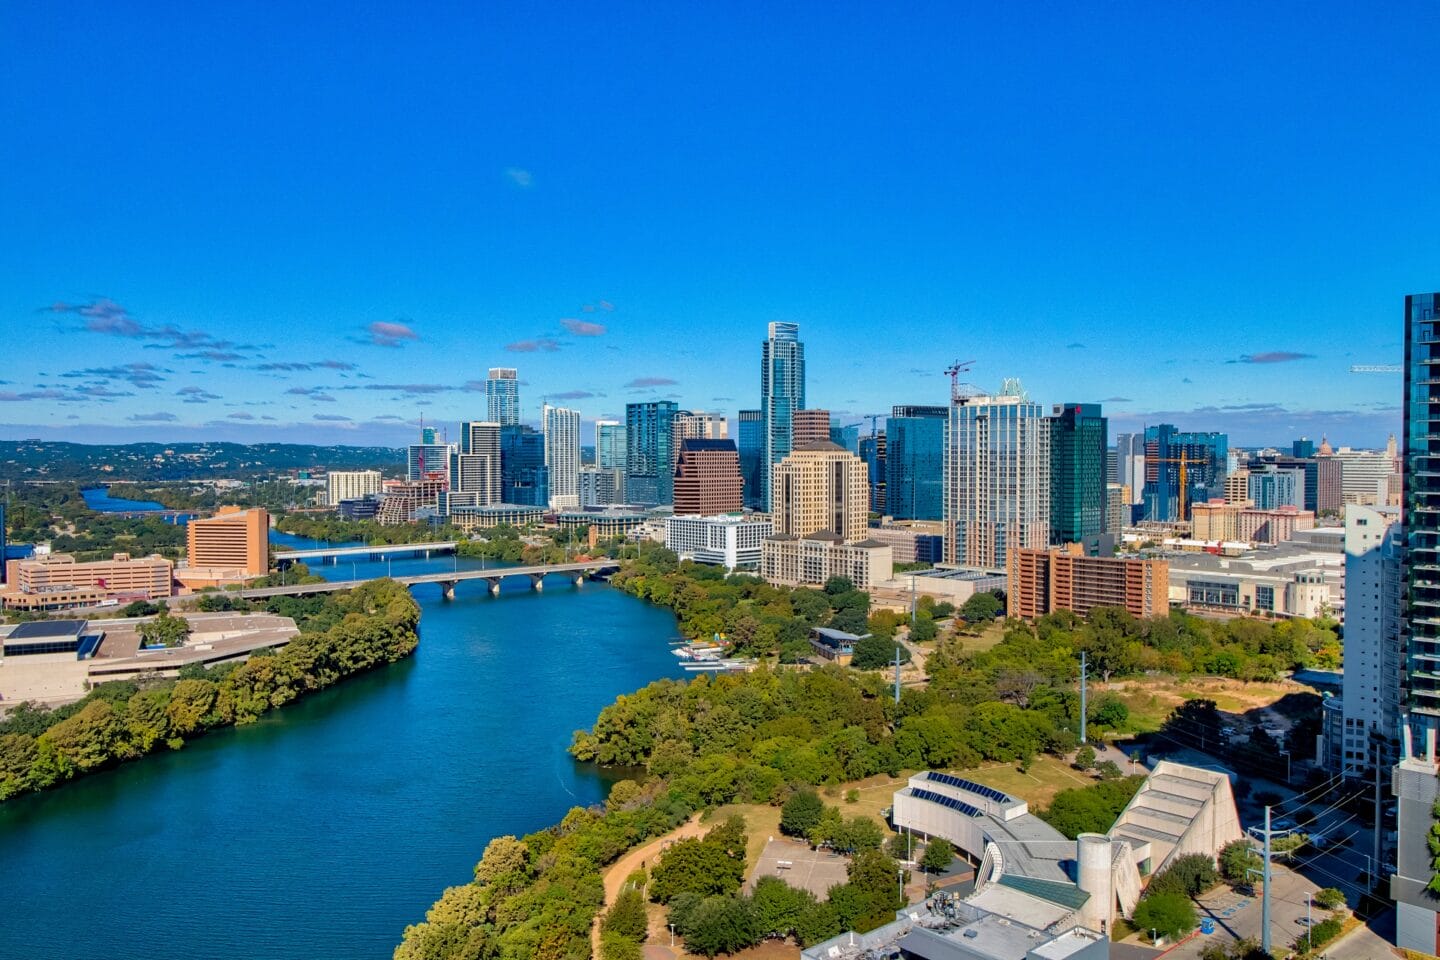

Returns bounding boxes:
[0,530,685,958]
[81,486,168,512]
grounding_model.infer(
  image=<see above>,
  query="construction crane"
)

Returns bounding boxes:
[944,359,975,402]
[1350,364,1402,374]
[862,414,883,438]
[1150,451,1209,522]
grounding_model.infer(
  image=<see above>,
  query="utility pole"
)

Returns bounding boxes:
[894,647,902,704]
[1261,805,1273,957]
[1079,650,1088,745]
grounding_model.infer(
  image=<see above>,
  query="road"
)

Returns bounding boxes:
[591,815,707,959]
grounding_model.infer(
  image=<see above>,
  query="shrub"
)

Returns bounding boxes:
[1219,839,1261,883]
[1294,916,1342,953]
[1073,745,1096,770]
[1147,854,1219,898]
[1314,887,1345,910]
[1132,890,1197,941]
[602,888,648,942]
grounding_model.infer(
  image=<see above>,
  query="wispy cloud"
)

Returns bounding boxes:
[625,376,678,388]
[1066,342,1086,349]
[561,318,607,337]
[285,386,337,402]
[0,389,66,402]
[128,412,177,422]
[226,412,255,420]
[1234,351,1316,364]
[62,363,168,388]
[505,167,533,188]
[1100,396,1132,403]
[177,385,221,403]
[506,337,561,352]
[367,321,420,348]
[548,390,597,400]
[50,299,240,353]
[314,413,352,421]
[363,383,453,395]
[256,360,357,372]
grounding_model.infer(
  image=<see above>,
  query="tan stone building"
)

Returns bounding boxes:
[761,532,893,591]
[769,442,869,542]
[2,553,174,611]
[1007,544,1168,619]
[176,506,270,589]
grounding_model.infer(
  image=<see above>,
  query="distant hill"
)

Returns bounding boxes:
[0,439,404,482]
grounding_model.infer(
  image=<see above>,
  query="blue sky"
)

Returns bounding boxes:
[2,2,1435,448]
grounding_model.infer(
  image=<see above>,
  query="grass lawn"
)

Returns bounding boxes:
[959,754,1095,809]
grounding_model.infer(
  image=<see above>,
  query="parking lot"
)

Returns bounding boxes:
[747,838,850,900]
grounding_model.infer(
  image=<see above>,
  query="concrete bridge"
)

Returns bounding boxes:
[273,541,459,565]
[174,560,621,604]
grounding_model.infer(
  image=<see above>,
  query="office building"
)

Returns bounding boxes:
[761,532,893,591]
[737,410,764,510]
[407,437,453,484]
[337,496,381,521]
[828,422,859,455]
[0,502,6,583]
[864,522,944,565]
[665,514,772,569]
[179,506,270,587]
[672,438,743,516]
[453,421,502,504]
[1247,464,1303,510]
[1250,453,1342,516]
[542,404,581,509]
[1322,505,1403,777]
[792,408,830,448]
[1115,432,1145,507]
[447,503,545,532]
[326,470,382,507]
[625,400,679,506]
[1049,402,1108,548]
[885,407,946,521]
[2,553,174,610]
[1189,501,1315,546]
[860,431,886,513]
[671,410,728,463]
[892,404,948,419]
[1007,545,1167,620]
[944,388,1050,570]
[578,467,623,508]
[1223,468,1251,504]
[1165,545,1338,619]
[486,367,520,426]
[1106,483,1126,533]
[1293,437,1316,458]
[595,419,626,499]
[500,425,548,507]
[760,321,805,511]
[1141,425,1227,522]
[769,442,869,542]
[1335,443,1399,505]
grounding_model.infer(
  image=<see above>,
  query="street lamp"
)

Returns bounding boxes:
[1279,749,1292,784]
[898,867,906,905]
[1306,891,1312,931]
[668,924,675,947]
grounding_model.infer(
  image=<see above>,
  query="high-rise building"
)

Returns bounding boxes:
[760,322,805,511]
[542,404,581,509]
[1223,469,1251,504]
[578,466,623,508]
[1141,425,1227,522]
[1328,505,1403,777]
[453,421,501,504]
[408,424,453,483]
[1247,464,1303,510]
[828,422,860,454]
[671,411,728,469]
[500,425,548,506]
[1395,293,1440,954]
[327,470,382,507]
[1049,402,1108,548]
[1007,545,1167,620]
[1115,433,1146,507]
[0,501,6,583]
[1250,453,1342,516]
[793,409,831,448]
[860,432,886,514]
[769,442,869,542]
[1336,441,1400,505]
[665,514,772,569]
[673,438,743,516]
[944,388,1050,570]
[885,409,946,521]
[595,419,627,501]
[892,405,948,419]
[1293,437,1316,458]
[185,507,269,576]
[625,400,679,506]
[738,410,765,510]
[486,367,520,426]
[1106,483,1126,533]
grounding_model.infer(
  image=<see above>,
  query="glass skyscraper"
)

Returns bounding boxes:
[1141,424,1228,522]
[944,389,1050,569]
[500,425,547,506]
[738,410,764,510]
[486,367,520,426]
[828,422,860,455]
[1404,291,1440,726]
[760,322,805,512]
[625,400,679,506]
[885,410,945,520]
[1049,402,1107,546]
[542,404,581,508]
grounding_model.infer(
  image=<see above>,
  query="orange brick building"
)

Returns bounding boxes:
[176,507,270,589]
[1007,544,1168,619]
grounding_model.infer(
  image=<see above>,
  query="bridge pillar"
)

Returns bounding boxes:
[529,573,545,592]
[440,581,456,600]
[486,578,501,596]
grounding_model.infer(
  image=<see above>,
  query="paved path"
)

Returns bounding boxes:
[591,815,708,959]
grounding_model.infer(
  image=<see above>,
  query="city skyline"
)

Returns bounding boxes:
[5,5,1438,447]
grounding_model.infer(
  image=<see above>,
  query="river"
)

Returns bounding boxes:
[0,518,687,959]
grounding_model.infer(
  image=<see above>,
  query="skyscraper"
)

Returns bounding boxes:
[860,431,886,514]
[486,368,520,426]
[944,387,1051,569]
[625,400,679,506]
[769,442,869,542]
[1141,425,1228,522]
[738,410,764,510]
[408,426,453,484]
[500,425,548,506]
[760,322,805,511]
[542,404,581,509]
[885,408,946,521]
[1115,432,1145,508]
[454,421,501,504]
[792,409,831,448]
[1246,464,1303,510]
[595,419,627,500]
[828,422,860,455]
[1333,505,1403,777]
[1049,403,1107,548]
[672,439,743,516]
[671,411,728,468]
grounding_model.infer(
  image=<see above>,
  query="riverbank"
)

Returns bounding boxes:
[0,579,420,802]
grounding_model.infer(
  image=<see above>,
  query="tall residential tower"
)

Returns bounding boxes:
[486,368,520,426]
[760,322,805,511]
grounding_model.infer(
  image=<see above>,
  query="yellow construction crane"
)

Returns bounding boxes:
[1150,451,1209,520]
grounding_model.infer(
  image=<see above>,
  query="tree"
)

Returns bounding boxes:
[138,610,191,648]
[824,577,855,596]
[681,896,758,958]
[828,606,871,637]
[781,789,824,837]
[1039,776,1145,838]
[851,633,909,670]
[960,592,1002,622]
[1095,760,1122,780]
[602,888,648,942]
[909,614,938,643]
[650,824,746,902]
[920,838,954,873]
[1218,839,1261,883]
[793,900,840,946]
[750,876,806,938]
[1147,854,1218,898]
[1132,890,1197,941]
[886,833,918,860]
[1073,744,1096,770]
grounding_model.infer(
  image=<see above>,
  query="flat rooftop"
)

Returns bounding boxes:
[9,619,88,640]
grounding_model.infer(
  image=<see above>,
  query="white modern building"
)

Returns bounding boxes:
[326,470,382,506]
[542,403,581,509]
[1334,442,1398,505]
[665,514,771,569]
[453,421,502,505]
[486,367,520,426]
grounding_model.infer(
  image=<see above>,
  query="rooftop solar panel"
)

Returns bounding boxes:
[924,771,1013,805]
[910,787,982,818]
